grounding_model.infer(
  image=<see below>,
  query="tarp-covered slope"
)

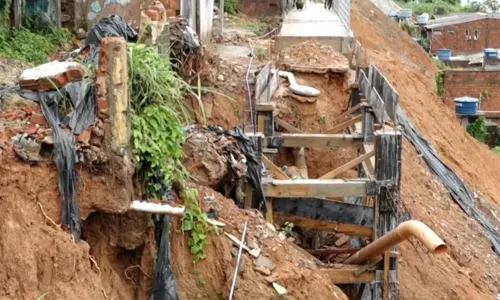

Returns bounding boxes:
[351,0,500,299]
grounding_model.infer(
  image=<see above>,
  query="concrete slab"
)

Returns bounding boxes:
[277,2,352,54]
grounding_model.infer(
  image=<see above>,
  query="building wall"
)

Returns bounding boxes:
[237,0,280,17]
[443,70,500,111]
[430,18,500,54]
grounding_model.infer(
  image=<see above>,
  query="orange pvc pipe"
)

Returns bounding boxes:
[344,220,447,265]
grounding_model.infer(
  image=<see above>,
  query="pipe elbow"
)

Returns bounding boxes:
[397,220,447,255]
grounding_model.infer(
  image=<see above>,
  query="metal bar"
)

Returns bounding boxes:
[229,221,248,300]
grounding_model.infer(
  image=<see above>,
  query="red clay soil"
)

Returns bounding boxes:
[171,185,348,300]
[351,0,500,298]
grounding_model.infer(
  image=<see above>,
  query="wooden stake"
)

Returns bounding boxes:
[319,150,375,179]
[323,115,362,134]
[261,155,290,180]
[275,118,302,133]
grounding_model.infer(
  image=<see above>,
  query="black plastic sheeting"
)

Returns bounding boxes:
[209,126,267,211]
[151,214,178,300]
[82,15,138,65]
[84,15,138,48]
[397,108,500,255]
[34,79,97,240]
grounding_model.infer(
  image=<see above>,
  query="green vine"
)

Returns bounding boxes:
[181,187,208,264]
[466,116,487,143]
[131,104,187,198]
[434,59,448,98]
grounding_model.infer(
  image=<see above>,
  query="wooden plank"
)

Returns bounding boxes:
[275,118,302,133]
[274,212,372,237]
[264,179,368,198]
[320,268,375,284]
[257,115,265,133]
[261,155,290,180]
[255,62,271,100]
[244,184,253,209]
[266,198,273,223]
[319,150,375,179]
[333,103,362,124]
[268,133,363,148]
[383,250,390,300]
[323,115,362,134]
[273,197,373,228]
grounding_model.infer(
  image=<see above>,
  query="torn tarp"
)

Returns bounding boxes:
[151,214,179,300]
[84,15,138,48]
[397,107,500,255]
[35,79,97,240]
[209,126,266,211]
[82,15,138,65]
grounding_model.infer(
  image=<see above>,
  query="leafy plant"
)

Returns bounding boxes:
[253,45,266,60]
[492,146,500,155]
[215,0,239,15]
[181,187,208,264]
[131,105,187,198]
[434,60,448,97]
[467,116,487,143]
[127,43,203,122]
[0,25,70,64]
[281,222,294,236]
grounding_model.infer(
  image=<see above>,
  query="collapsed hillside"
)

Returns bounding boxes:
[351,0,500,298]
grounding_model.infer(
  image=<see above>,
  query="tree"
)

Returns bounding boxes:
[463,1,483,12]
[482,0,500,12]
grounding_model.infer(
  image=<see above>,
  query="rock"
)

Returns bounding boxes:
[335,234,350,247]
[254,255,275,271]
[1,94,38,111]
[246,236,259,250]
[264,274,279,283]
[231,247,239,257]
[77,28,87,40]
[217,74,225,81]
[266,223,276,232]
[254,265,271,276]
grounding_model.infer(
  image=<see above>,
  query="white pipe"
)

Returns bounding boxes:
[129,200,185,216]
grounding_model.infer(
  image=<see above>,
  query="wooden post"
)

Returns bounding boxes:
[373,130,402,300]
[219,0,224,36]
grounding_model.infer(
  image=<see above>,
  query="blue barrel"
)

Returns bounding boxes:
[437,49,451,61]
[454,96,479,115]
[484,48,498,59]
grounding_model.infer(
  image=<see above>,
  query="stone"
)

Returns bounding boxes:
[272,282,287,295]
[264,274,279,283]
[254,255,275,271]
[254,266,271,276]
[231,247,238,257]
[1,94,38,111]
[217,74,225,81]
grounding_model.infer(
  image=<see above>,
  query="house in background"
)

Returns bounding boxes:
[424,12,500,55]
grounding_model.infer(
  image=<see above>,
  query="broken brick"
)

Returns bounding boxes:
[2,110,25,121]
[145,9,161,21]
[77,129,92,144]
[30,112,47,126]
[24,104,35,116]
[24,124,39,135]
[334,234,350,247]
[97,98,109,111]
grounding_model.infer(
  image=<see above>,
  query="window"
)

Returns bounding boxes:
[474,30,479,40]
[465,30,470,40]
[433,30,442,36]
[447,30,455,34]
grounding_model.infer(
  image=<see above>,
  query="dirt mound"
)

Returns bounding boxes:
[351,0,500,298]
[171,185,348,300]
[279,42,349,73]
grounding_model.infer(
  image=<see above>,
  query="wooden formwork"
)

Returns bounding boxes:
[246,42,402,299]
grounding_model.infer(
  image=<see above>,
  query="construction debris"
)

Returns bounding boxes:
[279,42,349,74]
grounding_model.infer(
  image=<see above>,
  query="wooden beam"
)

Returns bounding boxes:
[319,150,375,179]
[323,115,362,134]
[274,212,372,237]
[244,184,253,209]
[306,247,361,256]
[334,103,362,123]
[261,155,290,180]
[273,198,373,228]
[320,268,375,284]
[266,198,273,223]
[264,179,368,198]
[275,118,302,133]
[268,134,363,148]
